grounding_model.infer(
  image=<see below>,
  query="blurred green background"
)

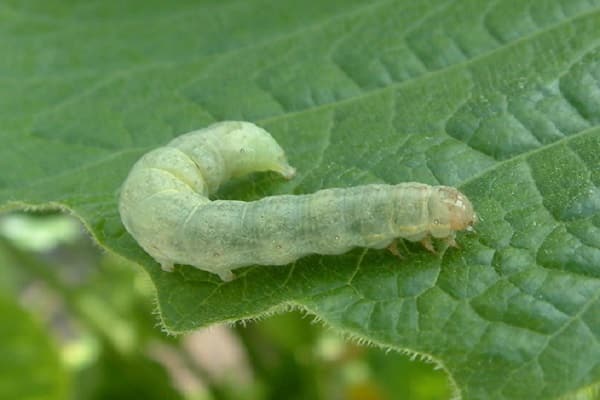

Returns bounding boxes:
[0,211,451,400]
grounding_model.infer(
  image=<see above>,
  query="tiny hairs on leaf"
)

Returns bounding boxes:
[119,121,477,281]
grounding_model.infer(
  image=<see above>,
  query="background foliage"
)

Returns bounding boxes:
[1,0,600,399]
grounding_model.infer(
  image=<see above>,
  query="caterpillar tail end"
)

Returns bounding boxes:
[218,270,236,282]
[277,163,296,180]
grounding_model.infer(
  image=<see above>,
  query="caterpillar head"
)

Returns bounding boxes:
[429,186,477,237]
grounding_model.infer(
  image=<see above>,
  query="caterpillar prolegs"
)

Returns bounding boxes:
[118,121,477,281]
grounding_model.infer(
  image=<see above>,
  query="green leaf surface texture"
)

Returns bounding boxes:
[1,1,599,398]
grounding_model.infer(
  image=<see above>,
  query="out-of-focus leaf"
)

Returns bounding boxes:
[0,295,69,400]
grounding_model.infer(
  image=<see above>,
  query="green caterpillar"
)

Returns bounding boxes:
[119,121,476,281]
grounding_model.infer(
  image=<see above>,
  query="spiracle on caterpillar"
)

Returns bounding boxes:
[119,121,477,281]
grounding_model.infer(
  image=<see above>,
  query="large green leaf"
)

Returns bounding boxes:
[2,1,600,398]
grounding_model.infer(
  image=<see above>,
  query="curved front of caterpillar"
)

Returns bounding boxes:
[119,121,475,281]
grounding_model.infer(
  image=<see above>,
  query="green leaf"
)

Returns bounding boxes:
[2,1,600,398]
[0,295,69,400]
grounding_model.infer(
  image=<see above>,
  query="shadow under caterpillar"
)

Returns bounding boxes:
[119,121,476,281]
